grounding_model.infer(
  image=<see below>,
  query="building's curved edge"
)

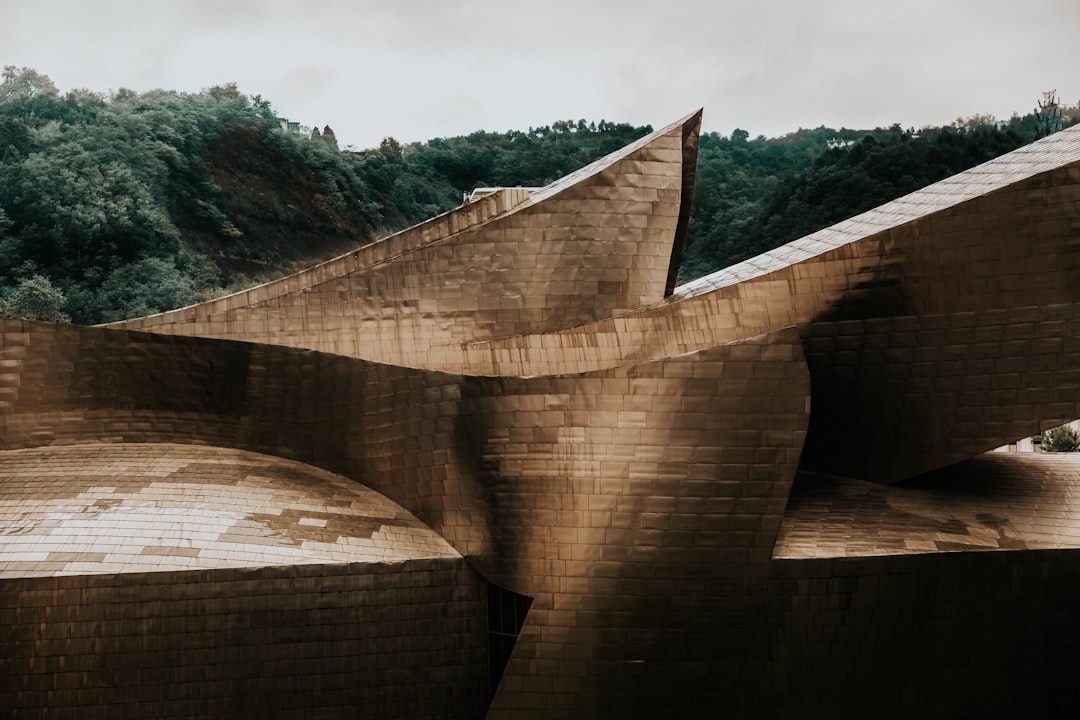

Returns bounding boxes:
[524,109,702,206]
[106,186,532,331]
[109,111,703,339]
[0,317,810,713]
[450,147,1080,482]
[465,134,1080,379]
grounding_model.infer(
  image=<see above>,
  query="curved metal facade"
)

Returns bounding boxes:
[111,112,703,369]
[3,113,1080,718]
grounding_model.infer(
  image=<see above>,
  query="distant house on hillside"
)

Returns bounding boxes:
[277,118,301,135]
[463,187,542,204]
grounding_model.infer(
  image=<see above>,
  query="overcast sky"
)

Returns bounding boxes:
[3,0,1078,149]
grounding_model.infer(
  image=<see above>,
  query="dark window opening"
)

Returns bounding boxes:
[486,581,532,697]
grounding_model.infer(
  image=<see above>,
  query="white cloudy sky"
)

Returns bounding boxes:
[3,0,1078,149]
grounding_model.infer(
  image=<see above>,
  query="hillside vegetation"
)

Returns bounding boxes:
[0,66,1074,323]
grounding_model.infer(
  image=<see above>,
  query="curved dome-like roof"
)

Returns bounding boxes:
[0,443,460,578]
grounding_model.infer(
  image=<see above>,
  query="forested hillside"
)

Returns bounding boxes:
[678,118,1056,280]
[0,66,1074,323]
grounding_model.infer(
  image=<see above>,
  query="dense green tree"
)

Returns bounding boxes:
[353,120,651,227]
[89,257,198,323]
[0,274,69,322]
[322,125,338,150]
[1042,424,1080,452]
[0,65,58,101]
[1035,89,1064,138]
[0,69,391,322]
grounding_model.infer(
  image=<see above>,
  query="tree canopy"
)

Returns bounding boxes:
[676,109,1071,280]
[1042,424,1080,452]
[0,66,1075,323]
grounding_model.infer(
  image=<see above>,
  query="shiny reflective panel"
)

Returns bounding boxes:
[0,443,459,578]
[775,454,1080,558]
[2,113,1080,718]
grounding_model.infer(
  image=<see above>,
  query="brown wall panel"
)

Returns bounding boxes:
[0,319,810,716]
[776,454,1080,558]
[765,550,1080,718]
[4,118,1080,716]
[111,112,702,370]
[799,305,1080,481]
[112,121,1080,481]
[1,560,489,719]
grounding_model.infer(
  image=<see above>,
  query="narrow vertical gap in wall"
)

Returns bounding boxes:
[486,581,532,698]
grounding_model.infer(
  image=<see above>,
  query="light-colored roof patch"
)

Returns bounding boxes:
[774,454,1080,558]
[0,443,459,578]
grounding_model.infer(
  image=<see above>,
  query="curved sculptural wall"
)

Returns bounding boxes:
[114,121,1080,482]
[111,111,702,369]
[0,318,809,714]
[463,129,1080,481]
[0,443,489,718]
[5,319,1079,717]
[7,114,1080,717]
[776,454,1080,558]
[472,147,1080,376]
